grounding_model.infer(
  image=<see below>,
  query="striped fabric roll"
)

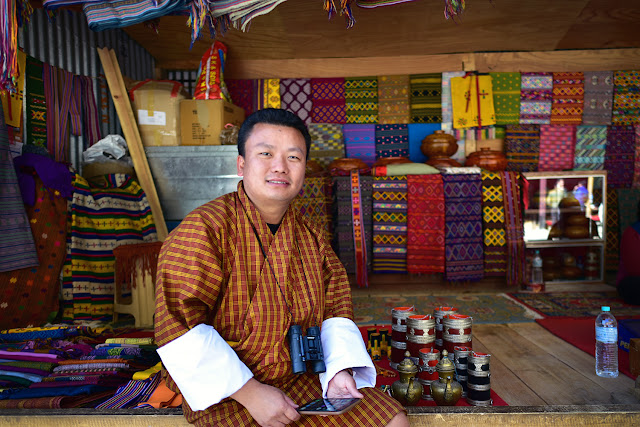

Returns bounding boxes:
[505,124,540,172]
[612,70,640,125]
[345,76,378,124]
[538,125,576,172]
[372,176,408,273]
[343,124,376,166]
[490,72,521,125]
[583,71,614,125]
[481,170,507,277]
[311,78,346,124]
[520,72,553,124]
[377,75,410,124]
[574,125,607,170]
[605,125,636,188]
[441,71,466,130]
[550,72,584,125]
[410,73,442,123]
[95,372,161,409]
[307,123,345,167]
[280,78,312,125]
[374,124,409,159]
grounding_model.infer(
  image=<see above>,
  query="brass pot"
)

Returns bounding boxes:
[564,225,590,239]
[429,350,462,406]
[566,214,589,227]
[390,352,423,406]
[421,131,461,167]
[464,148,507,171]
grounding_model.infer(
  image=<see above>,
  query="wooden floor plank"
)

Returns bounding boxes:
[472,324,619,405]
[508,322,635,395]
[472,334,547,406]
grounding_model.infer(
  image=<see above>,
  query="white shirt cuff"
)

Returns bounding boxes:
[318,317,376,398]
[156,323,253,411]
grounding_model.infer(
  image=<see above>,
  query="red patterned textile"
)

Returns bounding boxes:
[502,172,525,287]
[550,72,584,125]
[406,174,445,274]
[225,79,253,117]
[311,78,346,124]
[538,125,576,171]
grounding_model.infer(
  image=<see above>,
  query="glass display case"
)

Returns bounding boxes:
[522,171,607,285]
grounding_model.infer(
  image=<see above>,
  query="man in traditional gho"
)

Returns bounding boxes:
[154,108,408,427]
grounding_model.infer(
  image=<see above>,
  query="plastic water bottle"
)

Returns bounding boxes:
[527,250,544,292]
[595,306,618,378]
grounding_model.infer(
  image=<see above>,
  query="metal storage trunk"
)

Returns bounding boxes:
[145,145,241,221]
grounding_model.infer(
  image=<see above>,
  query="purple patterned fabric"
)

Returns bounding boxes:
[280,78,312,125]
[343,124,376,166]
[311,78,346,124]
[538,125,576,171]
[520,72,553,124]
[605,125,636,188]
[374,124,409,159]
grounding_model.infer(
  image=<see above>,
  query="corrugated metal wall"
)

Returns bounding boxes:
[18,9,156,170]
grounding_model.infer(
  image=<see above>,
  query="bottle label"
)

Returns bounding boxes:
[532,259,542,268]
[595,326,618,344]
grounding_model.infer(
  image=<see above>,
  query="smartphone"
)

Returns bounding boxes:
[297,397,361,415]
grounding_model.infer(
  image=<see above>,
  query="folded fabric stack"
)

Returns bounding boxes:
[332,176,373,274]
[372,176,408,273]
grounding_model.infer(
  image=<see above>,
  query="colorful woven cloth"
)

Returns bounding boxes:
[307,123,345,167]
[0,103,39,273]
[406,174,445,274]
[372,176,407,273]
[441,71,466,130]
[505,124,540,172]
[254,78,281,110]
[451,75,496,129]
[95,372,161,409]
[617,188,640,236]
[574,125,607,170]
[377,75,410,124]
[292,177,332,241]
[345,76,378,124]
[520,72,553,124]
[490,72,521,125]
[481,170,507,277]
[583,71,614,125]
[605,125,636,188]
[280,78,312,125]
[612,70,640,125]
[407,123,440,163]
[410,73,442,123]
[442,171,484,282]
[343,124,376,166]
[83,0,187,31]
[62,174,158,322]
[604,187,619,269]
[374,124,409,159]
[550,72,584,125]
[311,78,346,124]
[225,79,253,116]
[24,56,47,149]
[332,176,373,274]
[502,172,525,287]
[538,125,576,171]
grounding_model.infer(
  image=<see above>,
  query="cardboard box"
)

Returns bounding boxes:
[618,319,640,353]
[180,99,245,145]
[129,80,190,147]
[630,338,640,377]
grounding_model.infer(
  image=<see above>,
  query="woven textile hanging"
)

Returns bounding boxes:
[374,124,409,159]
[605,125,636,188]
[583,71,614,125]
[292,176,332,241]
[573,125,607,171]
[345,76,378,124]
[550,72,584,125]
[441,71,465,130]
[612,70,640,125]
[343,124,376,166]
[410,73,442,123]
[378,75,410,124]
[520,72,553,124]
[372,176,407,273]
[504,124,540,172]
[311,78,346,124]
[604,187,619,270]
[481,170,507,277]
[307,123,345,167]
[450,74,496,129]
[490,72,521,125]
[538,125,576,172]
[280,78,312,125]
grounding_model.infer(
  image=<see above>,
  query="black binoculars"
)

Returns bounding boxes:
[288,325,326,375]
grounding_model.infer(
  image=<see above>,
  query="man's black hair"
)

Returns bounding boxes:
[237,108,311,160]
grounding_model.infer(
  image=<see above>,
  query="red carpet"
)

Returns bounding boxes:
[359,326,508,406]
[535,317,633,379]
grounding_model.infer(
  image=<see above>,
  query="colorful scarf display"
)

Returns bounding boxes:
[0,103,39,273]
[293,176,332,241]
[573,125,607,170]
[226,79,254,117]
[410,73,442,123]
[501,171,525,287]
[372,176,407,273]
[345,76,378,124]
[254,78,281,110]
[505,124,540,172]
[441,71,466,130]
[451,74,496,129]
[605,125,636,188]
[307,123,345,167]
[481,170,507,276]
[377,75,410,124]
[490,72,521,125]
[374,124,409,159]
[582,71,614,125]
[280,78,312,125]
[407,123,440,163]
[612,70,640,125]
[604,187,619,270]
[83,0,187,32]
[1,49,25,127]
[538,125,576,171]
[406,174,445,274]
[62,174,158,322]
[442,171,484,282]
[550,72,584,125]
[311,78,346,124]
[520,72,553,124]
[343,124,376,166]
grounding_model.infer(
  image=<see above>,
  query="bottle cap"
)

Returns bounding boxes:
[601,306,610,312]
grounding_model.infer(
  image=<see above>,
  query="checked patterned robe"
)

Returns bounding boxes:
[155,182,402,426]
